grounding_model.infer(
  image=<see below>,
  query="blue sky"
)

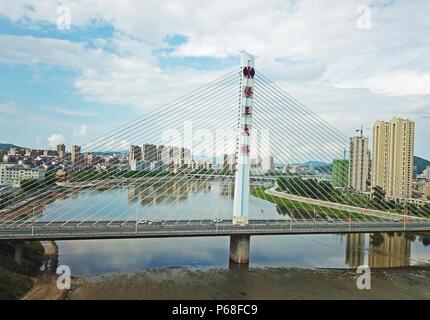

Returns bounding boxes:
[0,0,429,160]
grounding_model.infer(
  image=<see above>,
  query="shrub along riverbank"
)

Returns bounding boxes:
[0,241,45,299]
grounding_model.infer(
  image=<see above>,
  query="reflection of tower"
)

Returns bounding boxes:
[233,51,255,226]
[368,233,411,268]
[127,186,139,202]
[134,186,155,206]
[345,234,365,268]
[220,182,234,198]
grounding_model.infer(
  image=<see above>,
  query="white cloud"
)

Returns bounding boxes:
[47,133,65,148]
[75,124,88,137]
[364,72,430,96]
[49,108,99,117]
[1,0,430,158]
[0,34,231,110]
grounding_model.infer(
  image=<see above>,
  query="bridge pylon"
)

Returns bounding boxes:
[233,51,255,226]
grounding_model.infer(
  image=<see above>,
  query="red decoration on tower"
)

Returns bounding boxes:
[244,86,253,97]
[240,145,250,154]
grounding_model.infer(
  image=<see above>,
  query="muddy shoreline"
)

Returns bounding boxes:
[62,267,430,300]
[21,242,64,300]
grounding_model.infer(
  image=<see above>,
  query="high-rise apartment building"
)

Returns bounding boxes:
[222,153,236,172]
[56,144,66,153]
[141,144,157,162]
[371,117,415,199]
[71,145,82,165]
[129,145,142,164]
[56,144,66,158]
[156,145,165,162]
[348,135,370,192]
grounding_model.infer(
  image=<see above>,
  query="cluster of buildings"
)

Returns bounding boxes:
[128,144,275,175]
[3,115,425,205]
[129,144,194,173]
[332,117,430,204]
[281,164,328,176]
[221,153,275,174]
[0,138,278,192]
[0,143,126,190]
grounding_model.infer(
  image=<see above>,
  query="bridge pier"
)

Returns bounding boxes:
[229,235,250,268]
[14,241,24,265]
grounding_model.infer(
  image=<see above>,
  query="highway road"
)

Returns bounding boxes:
[1,219,430,240]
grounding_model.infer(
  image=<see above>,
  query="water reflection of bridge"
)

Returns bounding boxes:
[345,233,412,268]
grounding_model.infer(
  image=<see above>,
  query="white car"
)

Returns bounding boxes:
[148,219,164,225]
[138,220,148,224]
[212,219,223,224]
[326,217,334,223]
[392,218,400,223]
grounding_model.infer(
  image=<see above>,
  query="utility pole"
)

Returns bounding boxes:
[135,207,138,234]
[32,207,35,236]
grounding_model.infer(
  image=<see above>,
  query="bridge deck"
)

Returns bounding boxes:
[1,220,430,240]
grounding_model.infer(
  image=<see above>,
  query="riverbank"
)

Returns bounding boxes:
[64,267,430,300]
[21,242,64,300]
[0,241,45,299]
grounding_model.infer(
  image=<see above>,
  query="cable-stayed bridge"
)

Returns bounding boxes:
[1,51,430,264]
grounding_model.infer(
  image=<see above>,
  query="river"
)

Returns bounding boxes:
[34,180,430,299]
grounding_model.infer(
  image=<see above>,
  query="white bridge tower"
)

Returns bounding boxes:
[233,51,255,225]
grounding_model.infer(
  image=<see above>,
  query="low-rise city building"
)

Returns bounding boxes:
[418,166,430,181]
[130,159,150,171]
[0,164,45,187]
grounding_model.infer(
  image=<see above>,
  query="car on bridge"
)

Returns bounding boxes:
[392,218,401,223]
[212,219,223,224]
[148,219,164,226]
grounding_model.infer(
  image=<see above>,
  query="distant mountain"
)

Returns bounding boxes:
[304,161,330,168]
[415,156,430,174]
[0,143,23,151]
[303,161,332,173]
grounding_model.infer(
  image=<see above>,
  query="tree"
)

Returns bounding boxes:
[370,232,385,247]
[40,172,57,188]
[418,204,430,217]
[20,178,40,192]
[371,186,386,210]
[419,236,430,246]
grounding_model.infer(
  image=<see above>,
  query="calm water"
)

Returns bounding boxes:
[41,180,280,222]
[35,180,430,276]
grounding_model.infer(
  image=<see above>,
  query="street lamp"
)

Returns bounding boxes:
[135,207,138,234]
[31,207,35,236]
